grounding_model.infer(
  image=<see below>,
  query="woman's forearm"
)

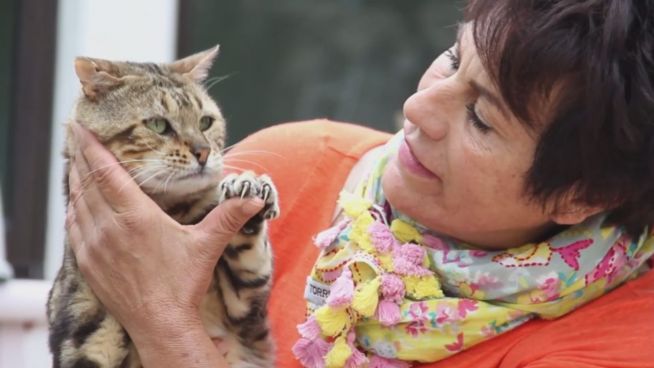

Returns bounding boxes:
[128,313,228,368]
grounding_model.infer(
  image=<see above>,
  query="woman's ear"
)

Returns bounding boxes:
[74,57,123,101]
[548,200,606,225]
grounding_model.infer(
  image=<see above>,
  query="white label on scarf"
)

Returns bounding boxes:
[305,277,330,306]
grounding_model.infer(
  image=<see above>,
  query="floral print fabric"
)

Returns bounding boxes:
[294,132,654,366]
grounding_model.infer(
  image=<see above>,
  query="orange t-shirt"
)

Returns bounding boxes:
[226,120,654,368]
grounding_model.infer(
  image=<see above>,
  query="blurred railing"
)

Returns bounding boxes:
[1,188,51,366]
[0,279,51,368]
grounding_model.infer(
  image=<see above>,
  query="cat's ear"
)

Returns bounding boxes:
[74,57,123,100]
[168,45,220,83]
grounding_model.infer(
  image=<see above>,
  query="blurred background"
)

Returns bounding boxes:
[0,0,460,365]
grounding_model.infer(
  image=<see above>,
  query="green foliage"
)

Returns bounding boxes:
[181,0,461,144]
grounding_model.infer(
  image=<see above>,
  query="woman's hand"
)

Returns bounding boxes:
[65,122,263,367]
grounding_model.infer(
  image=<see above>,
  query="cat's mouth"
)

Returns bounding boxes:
[135,166,221,196]
[176,168,207,181]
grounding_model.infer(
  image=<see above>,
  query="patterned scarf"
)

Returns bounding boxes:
[292,132,654,368]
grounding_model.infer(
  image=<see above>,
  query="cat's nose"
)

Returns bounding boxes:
[192,144,211,167]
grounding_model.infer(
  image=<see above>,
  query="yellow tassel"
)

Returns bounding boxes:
[378,253,394,272]
[315,306,350,337]
[324,335,352,368]
[350,212,375,253]
[339,191,372,219]
[352,277,381,317]
[391,219,423,244]
[404,275,443,299]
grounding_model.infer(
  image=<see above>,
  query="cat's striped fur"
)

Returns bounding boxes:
[47,47,277,368]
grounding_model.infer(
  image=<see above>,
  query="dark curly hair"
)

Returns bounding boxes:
[465,0,654,235]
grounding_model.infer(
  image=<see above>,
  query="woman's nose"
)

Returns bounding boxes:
[402,83,451,141]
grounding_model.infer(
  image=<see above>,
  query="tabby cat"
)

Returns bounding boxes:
[47,47,278,368]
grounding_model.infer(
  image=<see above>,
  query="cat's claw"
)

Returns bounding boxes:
[240,181,251,199]
[219,171,280,220]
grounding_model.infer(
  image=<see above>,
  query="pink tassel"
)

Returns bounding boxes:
[393,257,432,277]
[380,274,405,302]
[345,331,369,368]
[376,298,402,327]
[369,221,397,252]
[326,268,354,307]
[368,355,412,368]
[292,337,330,368]
[297,316,322,340]
[394,243,426,266]
[313,220,349,249]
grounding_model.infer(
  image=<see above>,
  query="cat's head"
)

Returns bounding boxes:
[68,46,225,199]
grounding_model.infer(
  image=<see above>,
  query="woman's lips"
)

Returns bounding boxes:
[398,139,440,180]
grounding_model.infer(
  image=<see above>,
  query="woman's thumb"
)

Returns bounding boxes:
[194,197,264,250]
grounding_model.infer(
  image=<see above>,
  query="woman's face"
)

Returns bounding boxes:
[382,24,556,249]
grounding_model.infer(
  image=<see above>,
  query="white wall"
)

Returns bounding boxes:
[44,0,179,279]
[0,1,179,367]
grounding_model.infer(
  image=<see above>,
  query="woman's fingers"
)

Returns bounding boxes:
[193,197,264,258]
[66,201,86,263]
[70,122,149,214]
[68,162,96,233]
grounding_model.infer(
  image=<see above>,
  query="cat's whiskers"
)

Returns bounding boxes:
[80,159,164,179]
[116,165,165,194]
[222,149,285,159]
[69,164,154,209]
[152,167,178,194]
[136,168,168,188]
[223,158,268,172]
[203,73,233,92]
[222,164,247,173]
[220,142,239,152]
[161,171,177,194]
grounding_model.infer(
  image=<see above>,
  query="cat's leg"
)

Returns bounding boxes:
[212,172,278,367]
[48,251,132,368]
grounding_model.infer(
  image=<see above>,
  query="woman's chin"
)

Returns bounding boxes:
[382,160,446,230]
[384,156,440,198]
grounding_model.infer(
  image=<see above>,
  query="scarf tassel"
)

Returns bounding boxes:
[292,337,331,368]
[324,335,352,368]
[352,277,381,317]
[404,275,444,299]
[326,268,354,307]
[315,305,351,337]
[369,221,397,252]
[297,315,323,340]
[345,331,369,368]
[314,220,349,249]
[376,298,402,327]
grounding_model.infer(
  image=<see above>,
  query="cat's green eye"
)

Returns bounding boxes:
[144,117,170,135]
[199,116,214,131]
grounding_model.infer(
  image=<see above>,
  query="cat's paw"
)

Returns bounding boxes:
[219,171,280,220]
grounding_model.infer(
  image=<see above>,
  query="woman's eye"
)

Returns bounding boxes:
[445,48,460,70]
[199,116,214,131]
[144,117,171,135]
[466,104,492,134]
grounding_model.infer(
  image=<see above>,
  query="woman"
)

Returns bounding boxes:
[67,0,654,367]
